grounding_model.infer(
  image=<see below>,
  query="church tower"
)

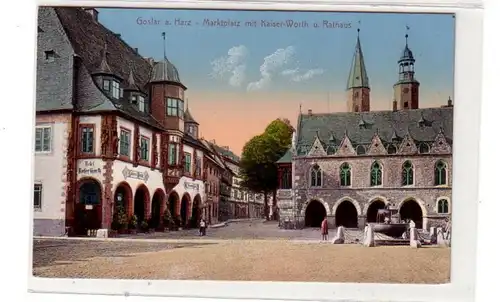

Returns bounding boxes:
[393,33,420,110]
[346,29,370,112]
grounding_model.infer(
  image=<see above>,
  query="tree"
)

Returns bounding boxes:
[240,118,294,220]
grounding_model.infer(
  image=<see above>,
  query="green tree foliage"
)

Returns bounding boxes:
[240,118,294,219]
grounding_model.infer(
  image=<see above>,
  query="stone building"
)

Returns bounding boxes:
[34,7,223,236]
[276,31,453,231]
[208,142,265,221]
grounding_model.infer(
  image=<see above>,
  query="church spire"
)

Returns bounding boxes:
[346,28,371,113]
[346,28,370,90]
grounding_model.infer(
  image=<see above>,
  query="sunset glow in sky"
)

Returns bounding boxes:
[98,8,455,155]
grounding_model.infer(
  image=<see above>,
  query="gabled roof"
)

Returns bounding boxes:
[51,7,165,130]
[296,107,453,156]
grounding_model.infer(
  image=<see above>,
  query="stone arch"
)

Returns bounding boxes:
[150,188,166,229]
[332,197,361,228]
[398,197,428,229]
[167,190,180,218]
[190,194,202,228]
[435,196,451,214]
[114,181,133,217]
[303,199,328,228]
[300,198,331,216]
[133,184,150,224]
[363,196,389,215]
[331,197,362,216]
[180,193,192,226]
[364,196,389,223]
[75,177,103,235]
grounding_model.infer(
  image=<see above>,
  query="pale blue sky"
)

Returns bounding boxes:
[98,8,454,97]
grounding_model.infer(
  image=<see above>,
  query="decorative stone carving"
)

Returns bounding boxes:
[65,115,79,224]
[100,115,115,158]
[152,133,158,169]
[363,224,375,247]
[409,227,421,248]
[133,124,140,166]
[331,226,345,244]
[111,116,119,157]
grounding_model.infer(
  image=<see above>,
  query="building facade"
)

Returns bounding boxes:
[34,7,227,236]
[276,31,453,231]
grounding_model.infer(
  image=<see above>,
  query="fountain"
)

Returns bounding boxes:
[369,206,409,238]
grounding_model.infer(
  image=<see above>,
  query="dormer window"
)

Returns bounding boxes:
[44,50,56,62]
[103,79,121,99]
[138,96,145,112]
[111,81,120,99]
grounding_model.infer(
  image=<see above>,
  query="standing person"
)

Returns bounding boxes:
[321,217,329,241]
[200,218,206,236]
[199,219,205,236]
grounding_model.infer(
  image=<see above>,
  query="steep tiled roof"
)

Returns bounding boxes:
[296,107,453,155]
[53,7,165,130]
[209,143,241,163]
[276,148,292,164]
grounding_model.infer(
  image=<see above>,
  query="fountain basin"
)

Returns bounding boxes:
[370,223,409,238]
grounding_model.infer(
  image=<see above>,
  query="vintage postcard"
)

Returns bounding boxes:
[33,6,455,285]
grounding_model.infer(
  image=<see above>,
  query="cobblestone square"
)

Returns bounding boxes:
[33,221,450,283]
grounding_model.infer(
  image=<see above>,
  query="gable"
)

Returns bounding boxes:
[367,133,387,155]
[335,135,356,156]
[398,133,418,154]
[308,136,327,157]
[431,131,452,154]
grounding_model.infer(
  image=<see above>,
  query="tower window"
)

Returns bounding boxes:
[44,50,56,62]
[403,88,409,93]
[354,105,359,112]
[403,101,409,109]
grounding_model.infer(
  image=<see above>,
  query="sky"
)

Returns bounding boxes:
[98,8,455,155]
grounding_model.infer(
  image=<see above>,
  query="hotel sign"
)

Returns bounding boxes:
[122,166,149,183]
[184,181,200,192]
[78,160,102,175]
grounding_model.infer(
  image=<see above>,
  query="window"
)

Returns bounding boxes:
[310,164,322,187]
[178,99,184,118]
[418,143,430,154]
[402,160,414,186]
[356,145,366,155]
[138,96,145,112]
[119,129,131,157]
[387,144,397,154]
[196,157,202,176]
[167,98,178,116]
[140,137,149,161]
[434,160,447,185]
[340,163,351,186]
[44,50,55,62]
[184,152,192,173]
[119,88,124,98]
[403,101,409,109]
[111,81,120,99]
[80,126,94,154]
[370,161,382,186]
[437,199,449,214]
[34,184,42,210]
[103,79,110,91]
[281,168,291,189]
[168,143,177,165]
[35,126,51,152]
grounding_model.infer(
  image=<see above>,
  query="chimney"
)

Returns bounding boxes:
[392,100,398,112]
[307,109,312,115]
[83,8,99,22]
[447,96,453,107]
[134,48,139,54]
[114,33,121,39]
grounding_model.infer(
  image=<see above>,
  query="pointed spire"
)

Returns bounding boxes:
[162,32,167,60]
[96,43,112,74]
[391,129,399,141]
[347,28,369,90]
[184,98,199,125]
[126,67,140,91]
